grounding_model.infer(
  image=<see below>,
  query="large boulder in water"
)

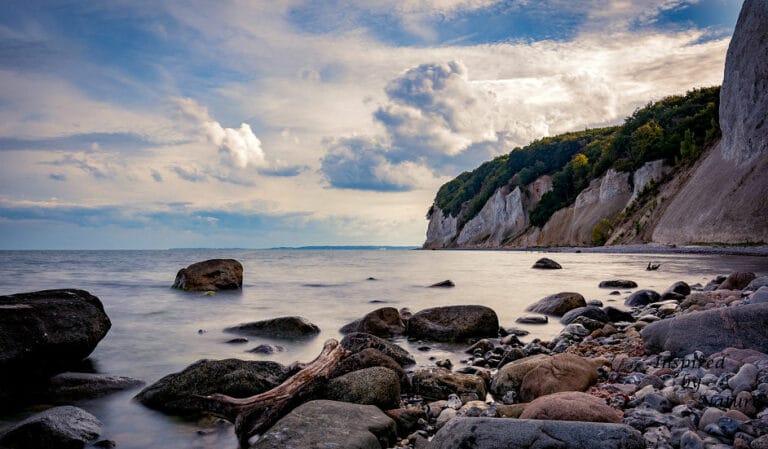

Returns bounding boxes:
[224,316,320,339]
[172,259,243,291]
[406,305,499,342]
[532,257,562,269]
[0,289,111,385]
[339,307,406,337]
[0,406,102,449]
[525,292,585,316]
[135,359,288,416]
[429,417,644,449]
[641,303,768,357]
[252,400,397,449]
[340,333,415,366]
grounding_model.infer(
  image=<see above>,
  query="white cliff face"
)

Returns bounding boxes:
[456,187,527,246]
[630,160,668,204]
[424,206,458,248]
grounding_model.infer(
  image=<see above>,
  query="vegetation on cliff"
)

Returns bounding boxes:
[430,86,721,229]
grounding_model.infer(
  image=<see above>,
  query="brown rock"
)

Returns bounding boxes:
[339,307,406,337]
[526,292,586,316]
[385,407,428,435]
[490,354,551,396]
[520,391,622,423]
[730,393,756,418]
[496,403,528,418]
[411,368,486,400]
[719,272,756,290]
[172,259,243,291]
[519,353,598,402]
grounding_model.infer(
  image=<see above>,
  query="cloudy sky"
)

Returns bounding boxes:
[0,0,743,249]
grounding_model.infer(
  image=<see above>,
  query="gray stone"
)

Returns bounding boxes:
[603,306,635,323]
[224,316,320,339]
[599,280,638,289]
[515,315,548,324]
[666,281,692,297]
[429,417,644,449]
[325,367,401,409]
[0,406,102,449]
[339,307,406,337]
[340,333,415,366]
[747,277,768,292]
[699,407,726,430]
[728,363,758,393]
[526,292,585,316]
[135,359,288,416]
[406,305,499,342]
[680,430,704,449]
[625,289,661,307]
[252,400,397,449]
[532,258,562,269]
[641,303,768,357]
[332,348,408,387]
[172,258,243,291]
[46,372,144,402]
[719,272,757,291]
[751,286,768,303]
[560,305,609,324]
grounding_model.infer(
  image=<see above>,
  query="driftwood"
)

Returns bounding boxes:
[204,338,348,447]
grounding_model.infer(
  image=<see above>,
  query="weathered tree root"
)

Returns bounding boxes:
[203,339,348,447]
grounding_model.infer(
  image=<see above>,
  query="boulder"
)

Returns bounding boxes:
[0,289,111,387]
[560,306,609,325]
[429,417,644,449]
[412,368,486,400]
[0,406,102,449]
[603,306,635,323]
[625,289,661,307]
[340,333,415,366]
[747,276,768,291]
[332,348,408,387]
[519,391,622,423]
[224,316,320,339]
[172,258,243,291]
[718,272,756,291]
[135,359,288,416]
[532,258,562,269]
[752,286,768,303]
[325,367,401,409]
[406,305,499,342]
[641,303,768,357]
[339,307,406,337]
[665,281,692,297]
[252,400,397,449]
[519,353,598,402]
[599,280,638,289]
[490,354,550,396]
[429,280,455,288]
[525,292,585,316]
[515,315,548,324]
[46,372,144,402]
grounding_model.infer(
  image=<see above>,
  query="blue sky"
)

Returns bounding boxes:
[0,0,744,249]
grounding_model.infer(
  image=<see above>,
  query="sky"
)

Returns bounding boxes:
[0,0,744,249]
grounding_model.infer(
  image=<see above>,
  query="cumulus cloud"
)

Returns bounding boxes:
[175,97,267,170]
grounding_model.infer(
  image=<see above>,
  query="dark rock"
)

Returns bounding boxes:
[666,281,692,296]
[525,292,585,316]
[719,272,756,291]
[339,307,406,337]
[465,339,495,355]
[411,368,486,400]
[225,337,249,344]
[519,353,598,402]
[171,259,243,291]
[325,367,401,409]
[515,315,548,324]
[46,372,144,402]
[332,348,408,387]
[384,407,428,436]
[224,316,320,339]
[560,306,609,325]
[0,406,102,449]
[503,327,530,336]
[340,333,415,366]
[429,280,455,288]
[587,299,604,307]
[642,303,768,357]
[135,359,288,416]
[603,306,635,323]
[599,280,638,289]
[519,391,622,423]
[406,305,499,342]
[532,257,562,269]
[429,417,644,449]
[252,400,397,449]
[247,344,285,354]
[625,289,661,307]
[0,289,111,399]
[570,316,604,332]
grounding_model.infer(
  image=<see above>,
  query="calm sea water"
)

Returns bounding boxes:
[1,249,767,448]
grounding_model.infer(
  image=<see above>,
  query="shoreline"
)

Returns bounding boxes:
[423,243,768,257]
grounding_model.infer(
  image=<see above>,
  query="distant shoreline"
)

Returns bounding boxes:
[424,243,768,257]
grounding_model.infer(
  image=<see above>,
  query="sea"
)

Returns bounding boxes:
[1,249,767,448]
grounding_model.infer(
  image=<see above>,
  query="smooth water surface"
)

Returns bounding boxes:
[1,249,766,448]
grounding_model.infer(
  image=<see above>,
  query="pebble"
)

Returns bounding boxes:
[728,364,758,393]
[680,430,705,449]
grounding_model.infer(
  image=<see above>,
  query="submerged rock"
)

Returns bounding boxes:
[172,259,243,291]
[339,307,406,337]
[429,280,455,288]
[135,359,288,416]
[224,316,320,339]
[46,372,144,402]
[532,258,562,269]
[429,417,644,449]
[407,305,499,342]
[252,400,397,449]
[599,280,638,289]
[0,406,102,449]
